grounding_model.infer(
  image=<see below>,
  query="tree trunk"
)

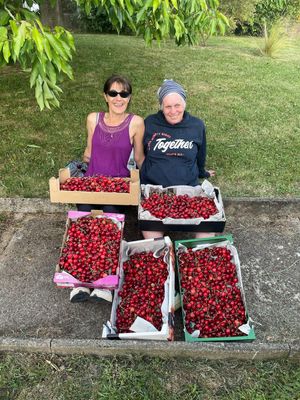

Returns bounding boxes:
[40,0,64,28]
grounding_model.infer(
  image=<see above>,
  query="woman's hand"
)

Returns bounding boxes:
[208,170,216,177]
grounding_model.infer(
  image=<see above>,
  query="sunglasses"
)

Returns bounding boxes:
[106,90,131,98]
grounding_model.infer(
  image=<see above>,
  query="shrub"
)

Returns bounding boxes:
[260,19,290,57]
[219,0,258,31]
[77,6,130,34]
[234,0,300,36]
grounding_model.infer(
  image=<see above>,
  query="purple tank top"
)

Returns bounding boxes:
[85,112,134,178]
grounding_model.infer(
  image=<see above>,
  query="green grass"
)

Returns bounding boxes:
[0,34,299,197]
[0,354,299,400]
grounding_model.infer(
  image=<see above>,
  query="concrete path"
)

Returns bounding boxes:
[0,198,299,360]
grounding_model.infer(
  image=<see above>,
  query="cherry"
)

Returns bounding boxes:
[141,193,217,219]
[116,251,169,333]
[60,175,130,193]
[59,216,122,283]
[178,246,247,338]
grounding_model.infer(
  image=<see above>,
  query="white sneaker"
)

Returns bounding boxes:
[70,287,91,303]
[90,288,113,303]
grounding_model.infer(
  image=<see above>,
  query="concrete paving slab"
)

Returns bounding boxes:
[0,198,299,359]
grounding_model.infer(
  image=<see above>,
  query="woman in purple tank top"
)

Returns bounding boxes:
[71,75,145,304]
[77,74,144,213]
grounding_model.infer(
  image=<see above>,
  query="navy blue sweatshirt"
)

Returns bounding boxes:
[140,111,210,187]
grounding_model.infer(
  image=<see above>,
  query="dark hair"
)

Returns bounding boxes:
[103,74,132,94]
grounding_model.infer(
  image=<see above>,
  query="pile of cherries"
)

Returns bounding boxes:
[116,250,169,333]
[60,175,130,193]
[141,193,217,219]
[178,246,246,338]
[59,216,121,282]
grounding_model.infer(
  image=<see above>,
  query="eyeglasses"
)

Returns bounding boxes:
[106,90,131,98]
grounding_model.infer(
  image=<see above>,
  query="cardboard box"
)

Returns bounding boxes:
[138,181,226,232]
[102,236,175,340]
[174,235,255,342]
[53,210,124,289]
[49,168,140,205]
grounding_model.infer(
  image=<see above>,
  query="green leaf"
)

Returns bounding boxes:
[210,18,216,34]
[46,78,63,94]
[59,39,72,60]
[199,0,208,11]
[43,80,53,100]
[35,19,45,34]
[9,20,18,36]
[30,61,39,88]
[36,56,46,79]
[21,9,38,22]
[44,98,51,109]
[85,1,91,15]
[136,0,152,23]
[0,26,7,42]
[174,16,186,40]
[32,26,43,53]
[218,19,225,35]
[35,76,44,110]
[219,13,229,26]
[170,0,178,9]
[43,37,52,60]
[3,40,10,63]
[0,10,10,26]
[153,0,160,13]
[46,61,57,84]
[13,21,27,58]
[65,30,75,51]
[60,59,73,80]
[45,33,68,60]
[124,0,134,15]
[144,26,152,44]
[51,50,62,71]
[50,95,60,108]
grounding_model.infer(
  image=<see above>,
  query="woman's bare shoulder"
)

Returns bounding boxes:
[87,112,98,124]
[131,114,144,127]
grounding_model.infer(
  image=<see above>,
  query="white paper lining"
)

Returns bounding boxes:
[177,240,254,338]
[103,237,174,340]
[139,181,225,225]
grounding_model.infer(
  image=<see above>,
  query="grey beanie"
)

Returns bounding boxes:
[157,79,186,105]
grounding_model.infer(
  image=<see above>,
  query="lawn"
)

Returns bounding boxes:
[0,34,299,198]
[0,353,300,400]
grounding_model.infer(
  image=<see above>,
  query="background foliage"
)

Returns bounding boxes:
[0,0,228,109]
[234,0,300,35]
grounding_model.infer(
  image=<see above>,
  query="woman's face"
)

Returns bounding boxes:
[161,93,185,125]
[104,82,131,114]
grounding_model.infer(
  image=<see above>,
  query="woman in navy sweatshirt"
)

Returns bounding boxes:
[140,79,215,239]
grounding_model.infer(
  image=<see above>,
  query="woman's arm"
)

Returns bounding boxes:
[130,115,145,169]
[83,112,97,163]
